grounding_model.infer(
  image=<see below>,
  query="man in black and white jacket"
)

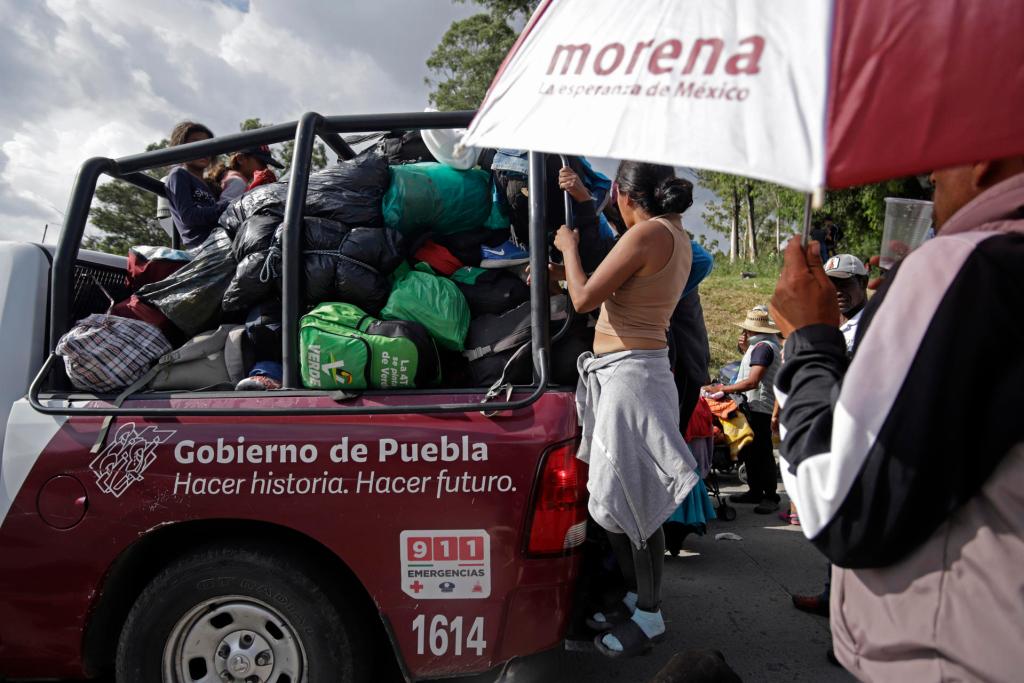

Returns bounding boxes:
[770,156,1024,681]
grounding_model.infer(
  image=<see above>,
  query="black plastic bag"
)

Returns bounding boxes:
[334,227,404,315]
[301,218,350,304]
[263,218,406,314]
[233,214,281,260]
[375,130,437,165]
[218,183,286,234]
[218,154,389,234]
[223,215,283,313]
[306,155,389,226]
[137,228,236,338]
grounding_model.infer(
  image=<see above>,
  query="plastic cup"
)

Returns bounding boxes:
[880,198,933,269]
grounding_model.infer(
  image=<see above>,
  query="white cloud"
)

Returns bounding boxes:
[0,0,476,243]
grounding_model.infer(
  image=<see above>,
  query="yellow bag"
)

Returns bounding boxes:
[720,414,754,459]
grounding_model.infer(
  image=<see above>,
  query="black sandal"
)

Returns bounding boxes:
[593,619,664,658]
[586,601,634,632]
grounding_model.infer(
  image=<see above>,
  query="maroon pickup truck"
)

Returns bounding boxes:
[0,110,592,682]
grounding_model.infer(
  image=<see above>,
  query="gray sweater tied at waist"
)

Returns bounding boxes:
[576,348,700,549]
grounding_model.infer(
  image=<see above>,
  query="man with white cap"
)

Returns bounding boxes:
[823,254,868,352]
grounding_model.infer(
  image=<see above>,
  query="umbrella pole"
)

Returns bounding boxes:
[800,193,813,246]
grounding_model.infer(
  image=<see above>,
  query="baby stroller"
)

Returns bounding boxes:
[702,365,756,523]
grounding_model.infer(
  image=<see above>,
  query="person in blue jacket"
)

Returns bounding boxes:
[165,121,230,249]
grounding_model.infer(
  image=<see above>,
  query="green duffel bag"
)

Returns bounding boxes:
[300,302,439,390]
[382,262,470,352]
[382,162,491,236]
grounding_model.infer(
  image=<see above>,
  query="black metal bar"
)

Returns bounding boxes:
[801,193,813,246]
[558,154,574,227]
[549,154,576,345]
[281,112,323,388]
[528,151,551,386]
[28,353,548,416]
[110,112,473,178]
[114,172,167,198]
[171,228,182,250]
[114,123,298,174]
[39,110,557,418]
[321,111,476,134]
[51,156,118,351]
[320,132,357,160]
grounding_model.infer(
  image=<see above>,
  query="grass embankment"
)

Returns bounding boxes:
[699,257,781,376]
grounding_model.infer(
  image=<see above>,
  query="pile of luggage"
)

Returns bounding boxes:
[57,132,608,396]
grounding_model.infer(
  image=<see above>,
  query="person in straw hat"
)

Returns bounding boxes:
[703,307,783,513]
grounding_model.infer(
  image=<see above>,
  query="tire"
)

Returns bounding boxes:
[116,545,367,683]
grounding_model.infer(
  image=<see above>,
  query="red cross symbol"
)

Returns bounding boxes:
[409,581,424,594]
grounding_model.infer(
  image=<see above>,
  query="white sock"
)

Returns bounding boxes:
[593,591,638,624]
[631,608,665,638]
[601,609,665,652]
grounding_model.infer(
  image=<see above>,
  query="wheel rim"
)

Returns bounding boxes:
[163,595,305,683]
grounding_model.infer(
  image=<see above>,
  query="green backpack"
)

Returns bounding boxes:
[300,302,439,390]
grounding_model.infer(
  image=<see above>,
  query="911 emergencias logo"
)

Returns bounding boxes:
[89,423,176,497]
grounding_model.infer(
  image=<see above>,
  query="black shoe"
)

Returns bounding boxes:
[664,524,683,557]
[754,498,780,514]
[729,490,761,504]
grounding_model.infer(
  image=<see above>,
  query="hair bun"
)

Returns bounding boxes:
[654,176,694,214]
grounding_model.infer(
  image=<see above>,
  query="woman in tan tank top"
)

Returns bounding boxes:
[555,164,693,354]
[554,162,698,658]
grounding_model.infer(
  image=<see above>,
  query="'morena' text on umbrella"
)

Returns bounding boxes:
[548,36,765,78]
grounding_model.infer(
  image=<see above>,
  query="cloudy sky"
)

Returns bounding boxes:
[0,0,714,245]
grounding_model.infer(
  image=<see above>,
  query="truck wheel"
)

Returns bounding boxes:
[116,545,366,683]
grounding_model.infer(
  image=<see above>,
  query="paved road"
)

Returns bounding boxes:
[457,478,855,683]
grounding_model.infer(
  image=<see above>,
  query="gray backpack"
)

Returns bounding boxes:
[148,324,248,391]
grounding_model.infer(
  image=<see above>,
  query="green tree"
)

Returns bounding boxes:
[819,178,930,259]
[759,182,805,253]
[426,1,538,111]
[712,174,928,263]
[698,172,747,262]
[699,170,839,262]
[83,140,171,255]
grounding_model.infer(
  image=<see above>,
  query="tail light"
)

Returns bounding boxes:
[526,440,589,556]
